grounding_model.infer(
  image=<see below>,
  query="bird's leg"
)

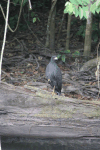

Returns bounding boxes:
[48,79,51,84]
[52,86,55,95]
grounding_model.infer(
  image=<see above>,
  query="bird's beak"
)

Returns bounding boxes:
[54,57,58,60]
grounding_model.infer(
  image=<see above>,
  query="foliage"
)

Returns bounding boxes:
[76,19,99,42]
[92,23,99,42]
[57,50,70,62]
[32,0,50,12]
[7,0,28,30]
[72,50,80,57]
[64,0,100,19]
[9,1,40,30]
[76,19,86,38]
[12,0,28,6]
[57,50,80,62]
[33,1,43,10]
[9,14,18,29]
[31,12,40,23]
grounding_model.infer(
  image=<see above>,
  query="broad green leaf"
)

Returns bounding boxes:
[64,2,74,14]
[79,7,83,19]
[83,6,88,18]
[33,17,36,23]
[74,6,79,17]
[65,1,70,6]
[68,3,74,13]
[61,55,66,62]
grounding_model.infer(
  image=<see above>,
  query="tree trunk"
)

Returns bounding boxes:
[0,82,100,138]
[83,3,93,56]
[57,12,65,48]
[65,14,72,50]
[45,0,57,48]
[50,0,56,50]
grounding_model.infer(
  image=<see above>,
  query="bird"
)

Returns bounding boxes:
[45,56,62,95]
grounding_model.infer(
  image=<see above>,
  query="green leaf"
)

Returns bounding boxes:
[96,7,100,14]
[33,17,36,23]
[76,0,82,5]
[90,3,97,14]
[70,0,79,5]
[65,1,70,6]
[79,7,83,19]
[59,50,64,53]
[57,54,61,59]
[72,51,80,57]
[64,2,74,14]
[21,71,24,74]
[61,55,66,62]
[64,7,68,14]
[74,6,79,17]
[83,6,88,18]
[37,18,40,21]
[68,3,74,13]
[64,50,71,53]
[81,0,89,5]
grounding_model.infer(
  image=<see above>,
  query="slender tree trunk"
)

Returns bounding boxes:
[83,3,93,56]
[65,14,72,50]
[45,0,57,48]
[50,0,56,50]
[57,12,65,48]
[98,15,100,42]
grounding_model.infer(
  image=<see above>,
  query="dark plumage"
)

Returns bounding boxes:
[45,56,62,95]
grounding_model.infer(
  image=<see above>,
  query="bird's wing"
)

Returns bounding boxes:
[46,63,55,79]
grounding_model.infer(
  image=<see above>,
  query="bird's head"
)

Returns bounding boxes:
[51,56,58,62]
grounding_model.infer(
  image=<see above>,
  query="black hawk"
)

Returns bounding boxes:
[46,56,62,95]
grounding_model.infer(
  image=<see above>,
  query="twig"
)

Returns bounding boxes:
[0,0,24,32]
[0,0,10,81]
[32,54,39,70]
[14,37,24,52]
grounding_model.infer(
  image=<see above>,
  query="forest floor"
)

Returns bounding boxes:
[0,11,99,101]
